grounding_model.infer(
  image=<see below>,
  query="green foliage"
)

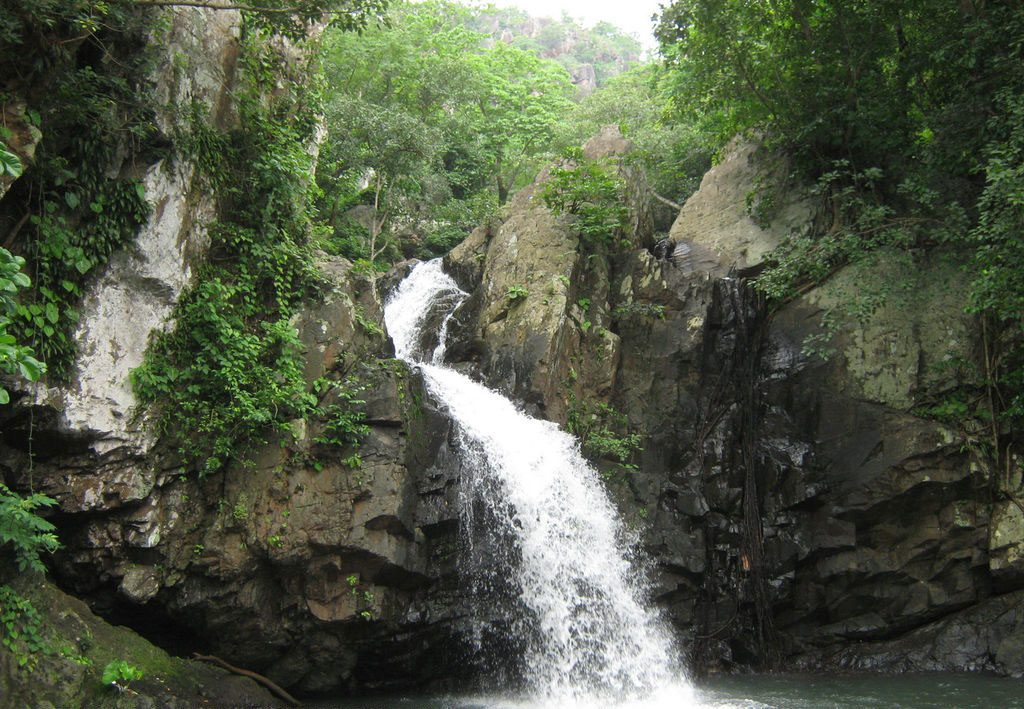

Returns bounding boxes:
[133,282,316,475]
[754,165,966,303]
[353,306,385,338]
[0,247,46,404]
[313,378,370,449]
[317,0,572,268]
[0,142,23,178]
[968,88,1024,422]
[0,483,59,573]
[471,41,574,204]
[415,192,497,260]
[17,180,151,376]
[1,1,157,378]
[542,149,629,249]
[506,285,529,303]
[553,65,714,207]
[920,396,973,426]
[101,659,144,692]
[0,585,47,670]
[346,573,375,620]
[132,22,332,476]
[567,400,642,477]
[222,0,389,39]
[656,0,937,165]
[466,6,641,87]
[612,301,666,321]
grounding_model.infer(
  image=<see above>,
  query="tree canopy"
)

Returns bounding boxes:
[656,0,1024,445]
[316,0,575,264]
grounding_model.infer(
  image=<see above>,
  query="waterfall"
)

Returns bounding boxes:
[384,259,696,707]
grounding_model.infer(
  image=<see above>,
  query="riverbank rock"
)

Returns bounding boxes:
[0,575,279,708]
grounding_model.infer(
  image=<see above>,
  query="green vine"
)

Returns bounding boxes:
[131,23,326,476]
[2,4,159,379]
[0,585,47,671]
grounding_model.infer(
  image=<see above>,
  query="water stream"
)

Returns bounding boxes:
[384,260,696,707]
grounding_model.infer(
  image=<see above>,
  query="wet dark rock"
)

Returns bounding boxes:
[795,589,1024,677]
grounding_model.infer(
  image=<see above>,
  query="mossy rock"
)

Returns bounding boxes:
[0,574,279,708]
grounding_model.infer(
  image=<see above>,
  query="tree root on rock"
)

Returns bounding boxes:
[192,653,302,707]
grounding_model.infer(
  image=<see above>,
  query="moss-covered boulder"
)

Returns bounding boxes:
[0,575,278,708]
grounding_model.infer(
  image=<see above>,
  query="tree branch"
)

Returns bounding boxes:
[191,654,301,707]
[648,187,683,211]
[132,0,307,14]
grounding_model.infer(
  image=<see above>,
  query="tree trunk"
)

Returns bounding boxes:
[495,154,508,206]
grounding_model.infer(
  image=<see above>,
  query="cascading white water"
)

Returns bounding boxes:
[384,259,696,707]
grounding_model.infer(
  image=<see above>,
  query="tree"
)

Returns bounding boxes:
[319,95,443,262]
[470,42,573,205]
[554,64,714,208]
[316,0,574,265]
[317,1,483,262]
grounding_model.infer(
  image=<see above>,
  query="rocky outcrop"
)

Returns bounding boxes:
[444,133,634,421]
[441,137,1024,677]
[796,589,1024,676]
[571,64,597,97]
[445,175,582,419]
[1,259,471,695]
[669,138,814,275]
[22,7,241,459]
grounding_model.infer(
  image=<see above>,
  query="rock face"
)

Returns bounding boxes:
[668,138,814,274]
[444,178,582,420]
[443,138,1024,677]
[2,258,471,695]
[444,135,631,423]
[21,7,241,458]
[571,64,597,97]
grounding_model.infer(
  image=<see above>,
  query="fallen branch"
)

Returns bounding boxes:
[192,653,302,707]
[647,187,683,211]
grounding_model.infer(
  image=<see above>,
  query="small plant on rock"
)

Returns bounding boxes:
[506,285,529,303]
[102,659,143,692]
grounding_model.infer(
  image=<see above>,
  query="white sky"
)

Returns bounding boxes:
[479,0,664,51]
